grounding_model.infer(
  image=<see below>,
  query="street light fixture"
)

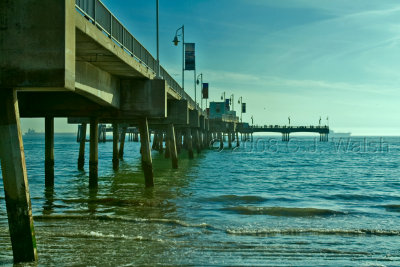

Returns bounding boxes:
[172,25,184,90]
[196,73,203,109]
[238,96,243,123]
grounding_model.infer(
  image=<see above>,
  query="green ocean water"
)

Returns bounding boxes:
[1,134,400,266]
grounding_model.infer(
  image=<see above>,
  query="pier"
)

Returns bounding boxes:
[0,0,329,263]
[0,0,240,262]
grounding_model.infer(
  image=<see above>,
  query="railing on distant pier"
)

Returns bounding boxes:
[75,0,198,111]
[249,125,329,133]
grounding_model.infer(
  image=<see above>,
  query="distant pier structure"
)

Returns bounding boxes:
[237,124,330,142]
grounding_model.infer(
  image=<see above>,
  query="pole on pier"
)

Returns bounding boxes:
[168,124,178,169]
[138,117,154,187]
[89,117,99,188]
[119,127,126,160]
[186,128,194,159]
[45,116,54,187]
[0,90,37,263]
[112,123,119,171]
[78,123,87,170]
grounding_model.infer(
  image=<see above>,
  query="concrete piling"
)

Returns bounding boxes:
[112,123,119,171]
[186,128,194,159]
[228,131,232,148]
[236,131,240,147]
[119,127,126,160]
[45,116,54,187]
[138,117,154,187]
[195,129,201,154]
[0,90,38,263]
[165,130,171,159]
[218,132,224,150]
[89,117,99,188]
[77,123,87,170]
[168,124,178,169]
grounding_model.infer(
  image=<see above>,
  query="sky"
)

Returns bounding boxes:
[22,0,400,135]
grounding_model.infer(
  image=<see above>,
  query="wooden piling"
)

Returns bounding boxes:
[119,127,126,159]
[45,116,54,187]
[168,124,178,169]
[77,123,87,170]
[89,117,99,188]
[236,131,240,147]
[112,123,119,171]
[138,117,154,187]
[186,128,194,159]
[0,90,37,263]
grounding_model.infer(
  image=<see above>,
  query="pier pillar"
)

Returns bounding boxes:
[236,132,240,147]
[138,118,154,187]
[158,132,164,153]
[119,127,126,160]
[195,129,201,154]
[218,132,224,150]
[168,124,178,169]
[152,130,158,150]
[176,130,182,154]
[186,128,194,159]
[77,123,87,170]
[45,116,54,187]
[165,130,171,159]
[89,117,99,188]
[0,90,37,263]
[112,123,119,171]
[228,132,232,148]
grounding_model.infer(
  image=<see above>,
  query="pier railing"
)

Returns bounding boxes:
[75,0,198,111]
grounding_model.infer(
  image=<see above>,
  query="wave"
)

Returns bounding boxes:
[62,197,166,207]
[33,214,213,229]
[226,228,400,237]
[381,205,400,212]
[206,195,267,204]
[222,206,346,217]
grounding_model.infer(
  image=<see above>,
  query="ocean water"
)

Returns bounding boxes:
[1,133,400,266]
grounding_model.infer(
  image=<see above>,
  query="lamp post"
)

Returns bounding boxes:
[288,116,291,127]
[156,0,160,77]
[196,73,203,109]
[230,94,234,111]
[238,96,243,123]
[172,25,184,90]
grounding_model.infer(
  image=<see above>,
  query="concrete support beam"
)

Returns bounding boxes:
[112,123,119,171]
[77,123,87,170]
[121,79,167,118]
[45,116,54,187]
[0,90,37,263]
[89,117,99,187]
[119,127,126,159]
[138,118,154,187]
[189,110,200,128]
[167,100,189,125]
[0,0,75,90]
[168,124,178,169]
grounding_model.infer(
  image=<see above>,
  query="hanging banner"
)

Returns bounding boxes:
[242,103,246,113]
[225,99,230,111]
[202,83,209,99]
[185,43,195,70]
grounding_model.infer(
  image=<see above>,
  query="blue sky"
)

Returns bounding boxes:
[22,0,400,135]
